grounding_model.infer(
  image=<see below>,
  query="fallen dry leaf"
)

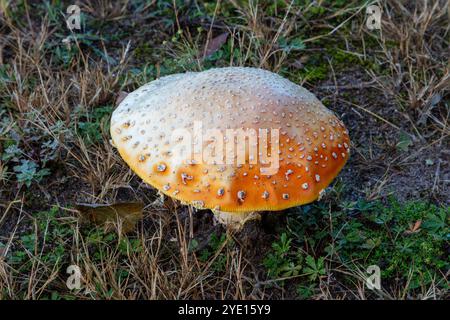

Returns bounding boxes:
[76,202,144,233]
[404,219,422,235]
[116,91,129,107]
[202,32,229,59]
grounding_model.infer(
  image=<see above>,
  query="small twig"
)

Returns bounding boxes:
[318,81,377,91]
[338,98,401,131]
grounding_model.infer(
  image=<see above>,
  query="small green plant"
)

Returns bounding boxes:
[296,284,316,299]
[263,233,303,278]
[303,256,326,281]
[396,132,413,152]
[2,144,22,162]
[76,105,113,145]
[8,206,70,268]
[265,198,449,297]
[278,37,305,54]
[198,233,227,261]
[10,234,36,265]
[118,238,142,255]
[13,159,50,187]
[196,233,231,272]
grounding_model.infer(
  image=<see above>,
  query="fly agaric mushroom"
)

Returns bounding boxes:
[111,67,350,227]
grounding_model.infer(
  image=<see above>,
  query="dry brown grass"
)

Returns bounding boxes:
[0,0,448,300]
[371,0,449,138]
[0,200,264,299]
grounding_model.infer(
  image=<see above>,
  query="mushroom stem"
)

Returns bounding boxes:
[212,210,260,229]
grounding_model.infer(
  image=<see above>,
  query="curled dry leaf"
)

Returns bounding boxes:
[75,202,144,233]
[202,32,229,59]
[404,219,422,235]
[116,91,129,107]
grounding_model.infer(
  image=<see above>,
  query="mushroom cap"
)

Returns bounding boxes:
[111,67,350,213]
